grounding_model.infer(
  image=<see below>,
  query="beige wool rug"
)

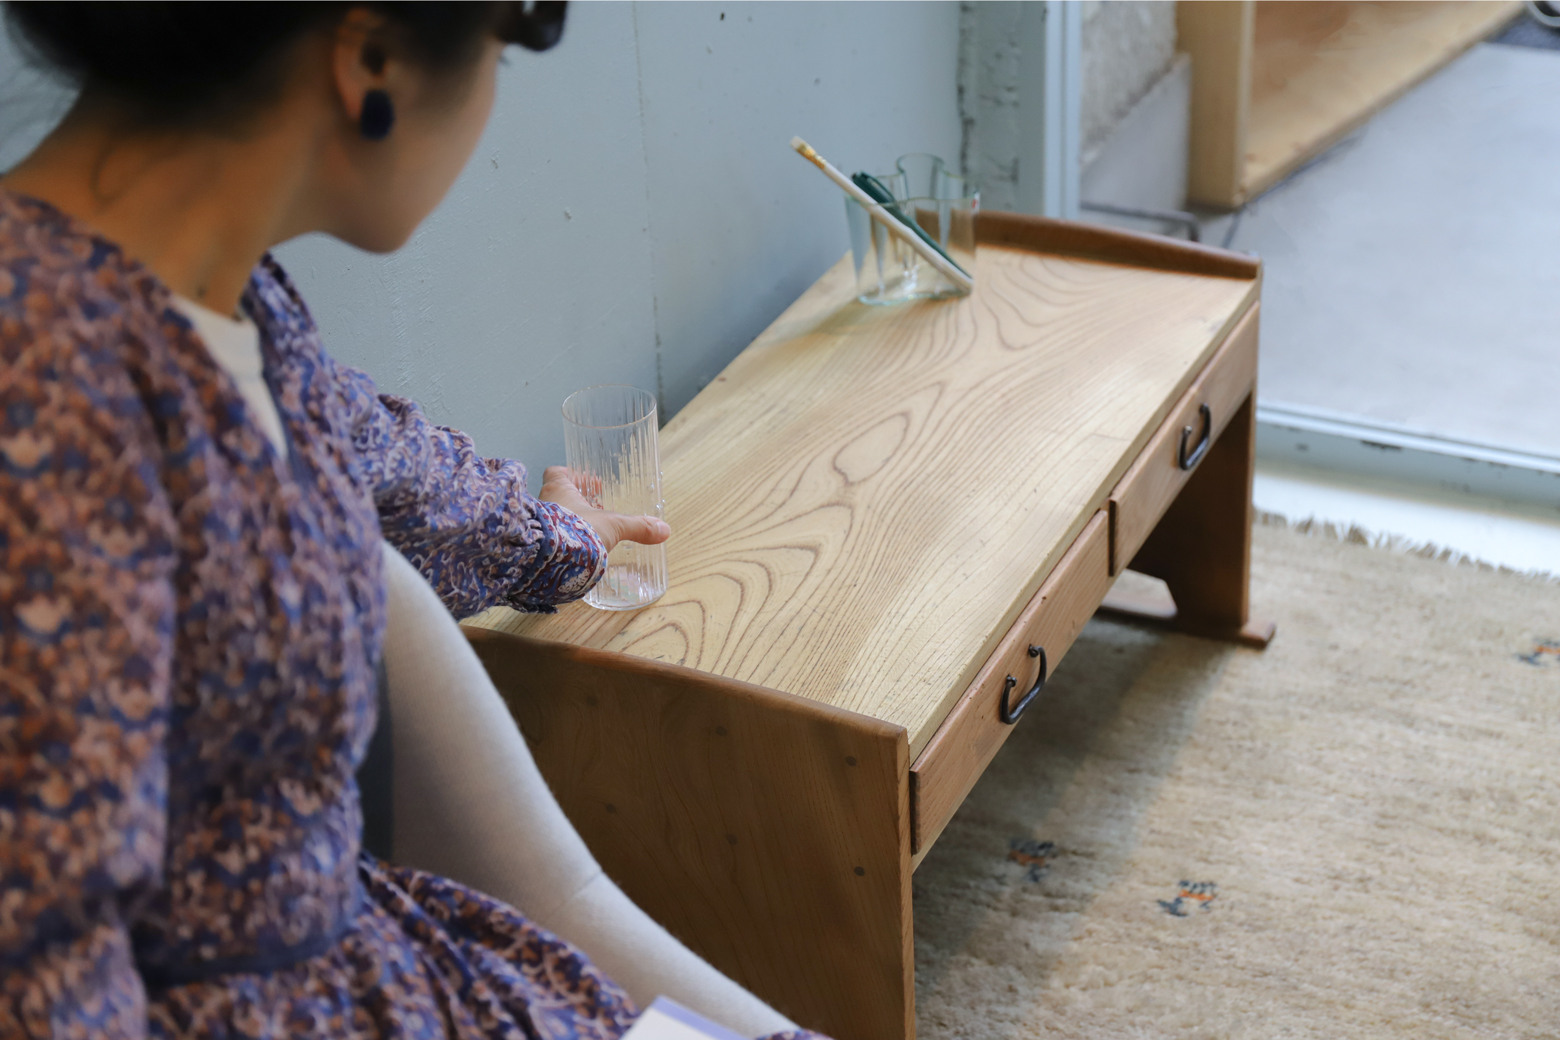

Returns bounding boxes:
[912,521,1560,1039]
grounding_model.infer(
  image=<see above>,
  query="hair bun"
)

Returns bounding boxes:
[7,4,314,104]
[3,2,565,127]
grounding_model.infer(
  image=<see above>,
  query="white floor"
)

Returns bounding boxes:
[1205,37,1560,581]
[1202,41,1560,458]
[1254,462,1560,578]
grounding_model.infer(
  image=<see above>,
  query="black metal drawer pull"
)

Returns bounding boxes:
[999,645,1047,725]
[1177,403,1212,471]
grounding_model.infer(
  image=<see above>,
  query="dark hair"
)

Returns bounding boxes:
[4,2,566,127]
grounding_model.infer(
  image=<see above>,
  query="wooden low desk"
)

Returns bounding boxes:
[464,213,1271,1040]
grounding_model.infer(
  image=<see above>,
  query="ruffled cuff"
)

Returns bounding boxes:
[503,500,607,613]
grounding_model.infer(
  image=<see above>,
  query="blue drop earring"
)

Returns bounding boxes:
[360,89,394,140]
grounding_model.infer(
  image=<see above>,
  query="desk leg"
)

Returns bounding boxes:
[1101,393,1276,648]
[464,628,916,1040]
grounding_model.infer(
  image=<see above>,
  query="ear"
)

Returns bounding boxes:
[330,7,392,125]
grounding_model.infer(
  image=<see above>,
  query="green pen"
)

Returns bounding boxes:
[851,171,971,279]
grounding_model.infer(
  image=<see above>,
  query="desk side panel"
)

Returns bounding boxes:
[463,627,913,1040]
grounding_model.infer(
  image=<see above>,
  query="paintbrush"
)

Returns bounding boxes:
[790,136,974,293]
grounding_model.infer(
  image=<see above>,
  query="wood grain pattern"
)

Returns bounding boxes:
[1109,302,1260,576]
[462,626,913,1040]
[910,509,1112,865]
[1178,0,1254,209]
[469,241,1259,758]
[1181,1,1520,209]
[1245,1,1519,200]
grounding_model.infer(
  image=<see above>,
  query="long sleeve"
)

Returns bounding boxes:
[0,323,177,1038]
[331,358,606,619]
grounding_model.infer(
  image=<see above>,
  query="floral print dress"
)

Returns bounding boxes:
[0,192,819,1040]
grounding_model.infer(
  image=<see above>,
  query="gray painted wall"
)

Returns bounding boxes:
[0,1,960,488]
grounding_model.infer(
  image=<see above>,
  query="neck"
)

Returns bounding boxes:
[4,97,321,314]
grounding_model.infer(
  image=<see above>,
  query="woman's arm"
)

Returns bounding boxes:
[252,256,666,618]
[0,332,177,1038]
[335,355,608,618]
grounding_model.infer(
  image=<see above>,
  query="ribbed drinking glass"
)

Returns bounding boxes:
[561,384,667,610]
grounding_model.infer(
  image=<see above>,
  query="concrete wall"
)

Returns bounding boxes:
[1078,0,1176,167]
[0,2,960,487]
[1079,54,1190,216]
[1075,0,1191,232]
[955,1,1081,217]
[954,1,1185,225]
[957,2,1026,211]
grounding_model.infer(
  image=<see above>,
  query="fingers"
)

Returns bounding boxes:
[538,466,574,499]
[539,468,666,549]
[539,468,600,513]
[540,465,580,490]
[541,466,603,507]
[607,513,671,547]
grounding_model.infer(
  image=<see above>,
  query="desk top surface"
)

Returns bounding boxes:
[471,236,1258,756]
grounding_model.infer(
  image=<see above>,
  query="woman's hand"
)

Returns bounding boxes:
[538,466,670,554]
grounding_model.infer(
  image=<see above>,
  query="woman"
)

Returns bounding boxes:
[0,4,825,1038]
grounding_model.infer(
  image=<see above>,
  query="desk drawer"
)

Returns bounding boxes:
[910,510,1111,857]
[1108,303,1260,576]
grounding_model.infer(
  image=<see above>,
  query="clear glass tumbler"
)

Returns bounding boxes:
[846,189,978,305]
[561,384,667,611]
[894,152,949,199]
[846,153,977,305]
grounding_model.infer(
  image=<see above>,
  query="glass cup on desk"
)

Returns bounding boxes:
[845,160,977,306]
[561,384,667,611]
[894,152,950,200]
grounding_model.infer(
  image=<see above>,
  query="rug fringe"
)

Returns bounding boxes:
[1255,510,1559,584]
